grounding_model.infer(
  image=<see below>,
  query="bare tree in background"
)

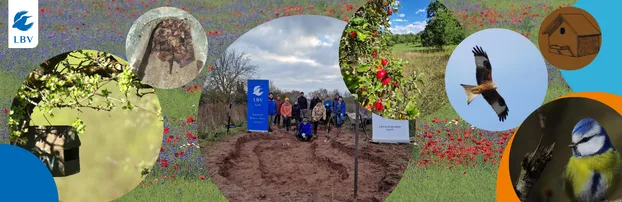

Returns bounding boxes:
[269,80,283,96]
[312,88,329,98]
[203,49,258,104]
[343,90,352,98]
[331,89,340,97]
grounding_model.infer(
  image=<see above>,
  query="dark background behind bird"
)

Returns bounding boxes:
[509,97,622,201]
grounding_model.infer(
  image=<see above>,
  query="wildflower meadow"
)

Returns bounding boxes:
[0,0,577,201]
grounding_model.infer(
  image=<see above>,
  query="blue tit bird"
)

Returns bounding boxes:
[563,118,622,202]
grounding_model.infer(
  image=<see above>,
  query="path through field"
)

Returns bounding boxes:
[202,127,412,202]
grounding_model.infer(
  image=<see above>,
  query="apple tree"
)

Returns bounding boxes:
[339,0,423,120]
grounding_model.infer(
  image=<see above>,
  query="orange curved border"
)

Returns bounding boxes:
[496,92,622,201]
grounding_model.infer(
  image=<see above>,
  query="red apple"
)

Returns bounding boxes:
[387,8,393,15]
[393,82,400,87]
[381,59,389,66]
[376,70,387,80]
[372,52,377,58]
[360,87,366,92]
[381,76,391,85]
[374,100,384,111]
[375,65,382,71]
[350,31,357,38]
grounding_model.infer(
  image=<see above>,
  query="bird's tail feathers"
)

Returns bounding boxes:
[460,84,479,105]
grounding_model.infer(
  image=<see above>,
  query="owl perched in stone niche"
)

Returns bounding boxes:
[150,18,196,74]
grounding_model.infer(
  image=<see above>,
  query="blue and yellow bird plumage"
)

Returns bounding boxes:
[563,118,622,202]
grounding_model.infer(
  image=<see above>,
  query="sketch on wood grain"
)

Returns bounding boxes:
[541,13,601,58]
[150,18,197,73]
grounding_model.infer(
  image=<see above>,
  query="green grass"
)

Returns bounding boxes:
[394,44,456,117]
[385,1,576,201]
[392,43,458,52]
[0,0,579,201]
[387,164,498,202]
[155,88,201,118]
[114,179,227,202]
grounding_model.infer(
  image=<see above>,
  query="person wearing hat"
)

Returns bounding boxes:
[312,101,326,136]
[274,95,284,128]
[280,98,293,131]
[297,118,313,141]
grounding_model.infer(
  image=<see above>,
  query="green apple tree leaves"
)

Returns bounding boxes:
[339,0,423,120]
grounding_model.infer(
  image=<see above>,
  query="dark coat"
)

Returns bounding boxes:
[275,99,284,115]
[309,97,322,111]
[297,96,308,110]
[292,104,301,119]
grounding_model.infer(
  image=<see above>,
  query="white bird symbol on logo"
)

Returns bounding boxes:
[253,86,263,96]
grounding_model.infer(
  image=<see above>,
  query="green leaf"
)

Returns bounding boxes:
[356,32,367,41]
[362,23,370,29]
[351,17,365,25]
[357,64,371,72]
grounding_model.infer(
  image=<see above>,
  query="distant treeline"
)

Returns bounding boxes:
[389,1,465,48]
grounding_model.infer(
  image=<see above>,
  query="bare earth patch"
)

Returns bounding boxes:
[202,127,412,202]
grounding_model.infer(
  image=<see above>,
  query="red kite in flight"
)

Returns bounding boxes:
[460,46,509,122]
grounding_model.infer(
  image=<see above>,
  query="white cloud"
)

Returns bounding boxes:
[389,21,427,34]
[399,13,405,17]
[416,8,426,14]
[253,51,322,67]
[393,18,408,22]
[223,15,350,94]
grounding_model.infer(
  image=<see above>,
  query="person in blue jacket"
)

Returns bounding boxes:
[297,118,313,141]
[268,93,277,132]
[323,95,333,122]
[333,96,346,128]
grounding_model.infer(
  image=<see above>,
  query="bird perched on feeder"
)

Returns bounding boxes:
[460,46,509,122]
[563,118,622,202]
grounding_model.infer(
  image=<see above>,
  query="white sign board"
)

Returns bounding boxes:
[371,113,410,143]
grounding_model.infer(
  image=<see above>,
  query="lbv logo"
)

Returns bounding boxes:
[8,0,39,48]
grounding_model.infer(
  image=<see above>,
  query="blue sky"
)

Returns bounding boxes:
[445,28,549,131]
[389,0,430,34]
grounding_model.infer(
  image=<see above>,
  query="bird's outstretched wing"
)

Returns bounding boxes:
[472,46,493,85]
[14,11,29,23]
[482,90,508,122]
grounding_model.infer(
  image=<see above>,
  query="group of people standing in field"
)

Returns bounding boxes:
[267,91,347,141]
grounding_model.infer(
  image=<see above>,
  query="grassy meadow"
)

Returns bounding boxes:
[385,0,576,201]
[0,0,579,201]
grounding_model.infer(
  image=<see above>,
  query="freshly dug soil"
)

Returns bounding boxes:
[202,127,412,202]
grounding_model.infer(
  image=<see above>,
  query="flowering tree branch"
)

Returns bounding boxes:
[514,108,556,201]
[8,50,158,145]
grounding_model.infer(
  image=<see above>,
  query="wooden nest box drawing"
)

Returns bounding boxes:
[542,14,601,57]
[19,126,81,177]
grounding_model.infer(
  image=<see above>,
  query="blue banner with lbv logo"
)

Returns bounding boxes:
[247,79,269,132]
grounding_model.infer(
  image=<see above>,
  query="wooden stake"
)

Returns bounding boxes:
[353,102,359,201]
[226,103,232,135]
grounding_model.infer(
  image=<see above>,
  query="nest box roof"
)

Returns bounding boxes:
[542,14,601,36]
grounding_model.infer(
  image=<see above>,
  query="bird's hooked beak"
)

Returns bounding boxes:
[493,84,499,89]
[568,143,577,148]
